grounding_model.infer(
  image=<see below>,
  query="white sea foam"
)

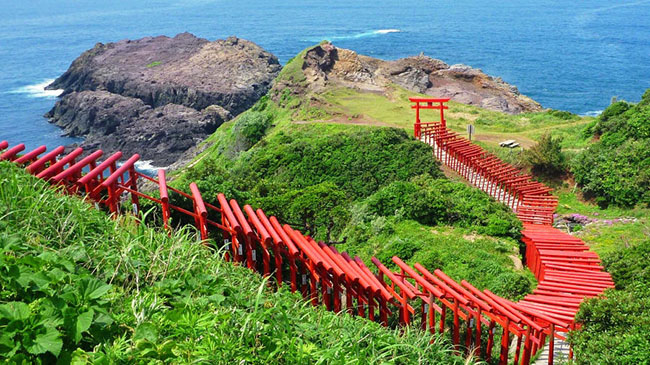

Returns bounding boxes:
[582,110,603,117]
[305,29,401,42]
[8,79,63,98]
[374,29,401,34]
[134,160,162,176]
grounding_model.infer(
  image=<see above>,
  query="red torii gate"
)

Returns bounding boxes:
[409,97,450,139]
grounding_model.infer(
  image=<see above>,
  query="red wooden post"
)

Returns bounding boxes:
[522,326,532,365]
[439,101,446,128]
[158,170,170,229]
[128,166,140,215]
[486,319,496,360]
[475,307,482,357]
[107,184,118,213]
[439,304,447,334]
[428,293,436,334]
[499,318,510,365]
[513,333,522,365]
[189,182,208,241]
[453,301,460,349]
[548,324,555,365]
[415,104,421,138]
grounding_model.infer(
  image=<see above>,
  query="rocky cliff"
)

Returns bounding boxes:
[276,43,541,114]
[46,33,280,167]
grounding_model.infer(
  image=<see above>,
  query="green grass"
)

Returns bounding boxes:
[320,85,595,148]
[0,162,465,364]
[145,61,161,68]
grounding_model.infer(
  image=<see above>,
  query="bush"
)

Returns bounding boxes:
[572,139,650,208]
[232,111,273,152]
[547,109,578,120]
[233,126,443,200]
[256,182,350,242]
[361,175,522,239]
[523,132,567,178]
[573,89,650,208]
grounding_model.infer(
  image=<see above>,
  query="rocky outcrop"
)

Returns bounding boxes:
[290,43,541,114]
[46,91,229,166]
[46,33,280,167]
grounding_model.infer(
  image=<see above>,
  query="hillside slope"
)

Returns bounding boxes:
[0,162,462,364]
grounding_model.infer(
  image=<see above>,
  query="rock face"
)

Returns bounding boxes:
[46,33,280,167]
[46,91,229,166]
[294,43,541,114]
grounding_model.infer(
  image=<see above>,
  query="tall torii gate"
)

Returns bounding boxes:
[409,97,450,139]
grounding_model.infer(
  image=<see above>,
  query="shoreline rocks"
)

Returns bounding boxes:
[46,33,280,167]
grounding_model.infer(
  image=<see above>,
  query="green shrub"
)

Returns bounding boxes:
[361,175,521,239]
[572,139,650,208]
[232,110,273,152]
[523,132,567,178]
[573,89,650,208]
[232,126,442,200]
[547,109,578,120]
[256,182,350,242]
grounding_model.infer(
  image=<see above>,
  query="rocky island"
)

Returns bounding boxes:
[45,33,281,167]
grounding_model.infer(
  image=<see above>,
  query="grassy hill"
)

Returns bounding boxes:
[0,162,466,364]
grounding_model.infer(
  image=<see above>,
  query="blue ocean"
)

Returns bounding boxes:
[1,0,649,151]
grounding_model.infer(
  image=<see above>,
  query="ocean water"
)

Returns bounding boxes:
[1,0,649,152]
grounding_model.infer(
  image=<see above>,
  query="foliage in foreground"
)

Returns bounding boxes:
[0,162,463,364]
[570,239,650,364]
[573,89,650,208]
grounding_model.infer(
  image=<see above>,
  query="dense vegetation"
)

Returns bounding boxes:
[571,239,650,364]
[0,162,463,363]
[572,89,650,208]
